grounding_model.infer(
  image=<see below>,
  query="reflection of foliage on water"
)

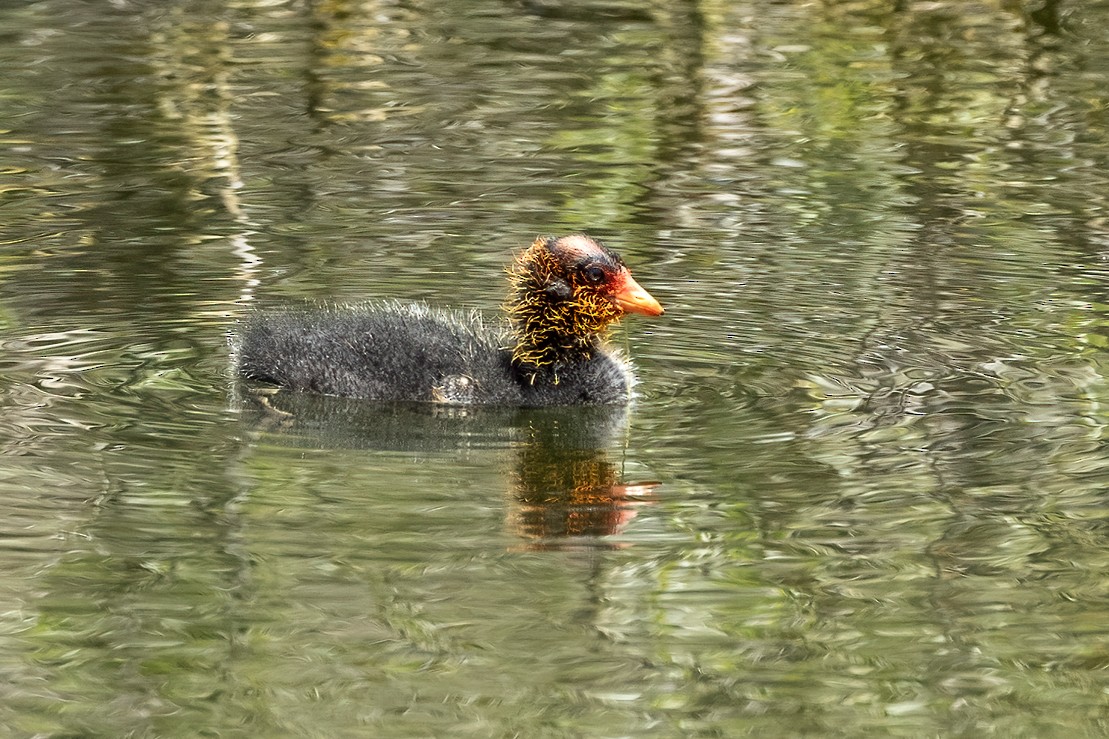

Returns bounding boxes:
[0,0,1108,735]
[604,0,1109,733]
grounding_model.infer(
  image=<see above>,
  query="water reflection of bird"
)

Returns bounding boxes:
[238,397,659,550]
[236,234,663,406]
[508,418,659,550]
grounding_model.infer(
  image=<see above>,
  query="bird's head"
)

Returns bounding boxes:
[506,234,663,369]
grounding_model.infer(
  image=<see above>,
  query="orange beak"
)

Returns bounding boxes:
[612,271,664,317]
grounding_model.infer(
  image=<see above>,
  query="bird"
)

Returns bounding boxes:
[235,233,664,406]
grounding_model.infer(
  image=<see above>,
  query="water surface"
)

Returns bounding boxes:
[1,0,1107,736]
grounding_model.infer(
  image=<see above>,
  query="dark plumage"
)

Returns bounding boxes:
[235,234,663,407]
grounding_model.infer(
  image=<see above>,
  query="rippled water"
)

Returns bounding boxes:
[1,0,1107,736]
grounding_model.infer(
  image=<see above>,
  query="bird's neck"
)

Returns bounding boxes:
[504,251,606,378]
[509,315,601,374]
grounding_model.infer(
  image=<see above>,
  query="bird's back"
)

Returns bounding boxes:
[236,303,636,406]
[236,304,521,404]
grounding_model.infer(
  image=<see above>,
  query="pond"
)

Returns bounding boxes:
[1,0,1107,736]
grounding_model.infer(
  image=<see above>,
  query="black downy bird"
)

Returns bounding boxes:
[235,234,664,406]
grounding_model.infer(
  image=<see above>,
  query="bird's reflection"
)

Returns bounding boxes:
[507,412,657,550]
[238,389,658,549]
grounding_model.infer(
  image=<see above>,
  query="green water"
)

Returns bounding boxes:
[1,0,1107,736]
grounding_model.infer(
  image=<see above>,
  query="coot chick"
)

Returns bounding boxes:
[236,234,664,406]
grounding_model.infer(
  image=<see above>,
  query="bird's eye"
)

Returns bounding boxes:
[583,266,606,284]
